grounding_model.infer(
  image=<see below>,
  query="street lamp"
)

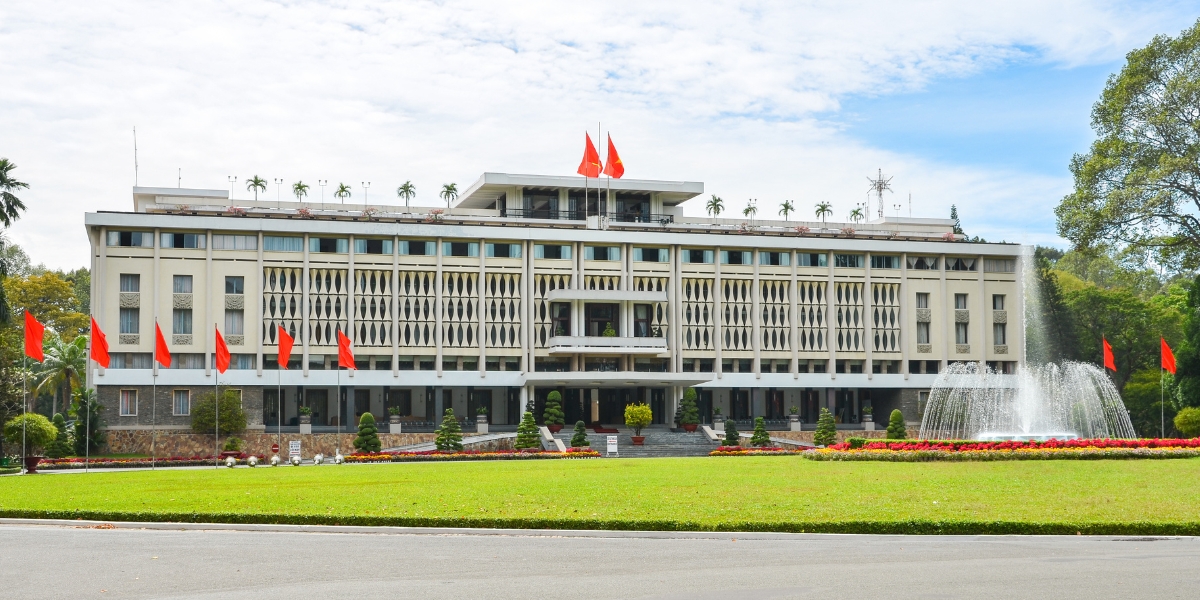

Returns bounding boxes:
[362,181,371,211]
[274,178,284,208]
[318,180,328,204]
[228,176,238,200]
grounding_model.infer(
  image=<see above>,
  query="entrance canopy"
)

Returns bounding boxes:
[524,372,713,388]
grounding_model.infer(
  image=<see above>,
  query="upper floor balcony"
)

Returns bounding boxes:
[547,335,669,356]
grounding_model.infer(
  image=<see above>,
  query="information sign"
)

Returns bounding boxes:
[606,435,618,457]
[288,440,301,458]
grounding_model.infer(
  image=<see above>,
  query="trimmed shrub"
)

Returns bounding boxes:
[354,412,382,453]
[814,408,837,447]
[847,437,868,449]
[624,403,653,437]
[46,413,72,458]
[3,413,58,456]
[223,437,244,452]
[1175,407,1200,438]
[680,388,700,426]
[190,388,247,436]
[543,391,565,427]
[723,419,740,446]
[886,409,907,439]
[750,416,771,447]
[514,411,540,449]
[435,408,464,451]
[570,420,590,447]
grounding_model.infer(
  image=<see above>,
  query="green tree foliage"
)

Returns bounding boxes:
[0,158,29,229]
[750,416,771,447]
[5,272,88,340]
[1174,407,1200,438]
[33,333,86,416]
[1026,248,1079,365]
[45,413,72,458]
[1056,19,1200,271]
[723,419,740,446]
[570,420,590,447]
[3,413,57,456]
[542,390,565,426]
[886,409,907,439]
[624,403,653,437]
[190,388,247,436]
[1123,369,1177,437]
[813,408,837,446]
[354,412,381,453]
[514,411,540,449]
[434,408,463,451]
[679,388,700,426]
[1174,275,1200,408]
[0,327,25,456]
[70,387,104,455]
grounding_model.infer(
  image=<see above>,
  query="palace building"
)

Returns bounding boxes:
[84,172,1025,435]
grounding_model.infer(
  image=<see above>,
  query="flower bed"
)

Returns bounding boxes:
[37,455,268,470]
[709,446,805,456]
[808,438,1200,461]
[344,448,601,463]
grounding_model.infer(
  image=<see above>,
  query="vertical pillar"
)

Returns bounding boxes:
[939,253,948,371]
[95,226,106,380]
[978,254,986,366]
[256,232,264,377]
[302,234,310,377]
[826,250,836,382]
[790,250,798,379]
[752,247,761,379]
[391,234,400,377]
[347,235,355,380]
[479,237,487,378]
[435,237,443,377]
[205,229,213,376]
[152,227,160,379]
[864,251,872,380]
[714,245,723,379]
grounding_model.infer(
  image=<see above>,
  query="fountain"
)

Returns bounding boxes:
[918,361,1137,441]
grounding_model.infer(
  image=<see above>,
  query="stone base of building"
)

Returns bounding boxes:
[103,430,500,457]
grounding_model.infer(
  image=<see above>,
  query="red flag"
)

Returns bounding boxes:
[1102,337,1116,372]
[1163,338,1177,375]
[603,134,624,179]
[154,321,171,368]
[337,329,356,370]
[23,311,44,362]
[576,133,602,178]
[277,325,294,369]
[90,317,110,368]
[214,326,230,374]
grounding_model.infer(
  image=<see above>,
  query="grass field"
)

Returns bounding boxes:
[4,457,1200,534]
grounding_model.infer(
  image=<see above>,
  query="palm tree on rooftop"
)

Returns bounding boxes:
[849,207,864,225]
[815,202,833,226]
[292,181,309,203]
[334,183,352,204]
[440,183,458,210]
[246,175,267,201]
[779,200,794,222]
[742,199,757,219]
[0,158,29,228]
[705,195,724,222]
[397,181,415,209]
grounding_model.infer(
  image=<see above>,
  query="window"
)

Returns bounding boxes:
[992,294,1005,310]
[310,237,348,253]
[173,308,193,335]
[120,307,139,334]
[109,353,152,369]
[119,390,137,416]
[173,390,190,416]
[634,304,652,337]
[173,275,193,294]
[984,258,1016,273]
[225,276,244,295]
[586,246,620,261]
[106,231,153,247]
[682,249,713,264]
[916,293,929,309]
[486,243,521,258]
[354,238,393,255]
[917,322,931,344]
[119,274,140,292]
[535,244,571,260]
[442,242,479,257]
[551,303,571,336]
[907,256,939,270]
[834,254,864,268]
[870,255,900,269]
[225,309,244,335]
[230,354,255,369]
[954,294,968,310]
[634,247,665,262]
[161,233,206,249]
[947,257,977,271]
[956,323,969,344]
[721,250,750,265]
[264,236,303,252]
[994,323,1007,345]
[759,251,790,266]
[170,353,204,369]
[212,235,257,250]
[400,240,433,256]
[798,253,827,267]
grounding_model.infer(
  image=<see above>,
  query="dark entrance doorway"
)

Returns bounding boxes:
[765,389,785,420]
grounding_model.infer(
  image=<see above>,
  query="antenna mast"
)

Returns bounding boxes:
[133,126,139,186]
[865,168,893,219]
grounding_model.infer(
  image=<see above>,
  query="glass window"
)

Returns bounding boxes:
[225,309,244,335]
[834,254,864,268]
[954,294,968,310]
[310,237,348,253]
[173,390,190,416]
[994,323,1007,345]
[870,255,899,269]
[956,323,969,344]
[173,275,193,294]
[119,274,140,292]
[119,390,137,416]
[916,293,929,309]
[442,242,479,257]
[634,304,651,337]
[107,231,153,247]
[535,244,571,260]
[225,276,244,294]
[634,247,664,262]
[212,235,257,250]
[486,243,521,258]
[161,233,206,249]
[759,251,790,266]
[551,303,571,336]
[170,353,205,369]
[992,294,1005,310]
[917,322,930,344]
[907,256,939,270]
[720,250,750,265]
[354,238,393,255]
[798,253,827,267]
[399,240,432,255]
[984,258,1016,273]
[263,236,303,252]
[119,307,139,334]
[682,249,713,264]
[173,308,193,335]
[586,246,620,261]
[947,257,977,271]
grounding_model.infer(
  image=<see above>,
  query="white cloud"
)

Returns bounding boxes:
[0,0,1193,267]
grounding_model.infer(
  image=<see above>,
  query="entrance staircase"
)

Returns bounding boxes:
[555,426,718,458]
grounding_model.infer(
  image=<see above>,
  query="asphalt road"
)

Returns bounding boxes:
[3,520,1197,599]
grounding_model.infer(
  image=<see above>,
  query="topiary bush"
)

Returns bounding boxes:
[190,388,247,436]
[750,416,771,447]
[45,413,73,458]
[624,403,653,437]
[3,413,58,456]
[847,437,868,449]
[1175,407,1200,438]
[354,412,381,453]
[543,391,565,427]
[886,409,907,439]
[570,420,590,447]
[435,408,464,451]
[223,437,244,452]
[814,407,837,446]
[514,411,540,449]
[680,388,700,426]
[723,419,740,446]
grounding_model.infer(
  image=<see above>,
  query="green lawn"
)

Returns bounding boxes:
[4,457,1200,534]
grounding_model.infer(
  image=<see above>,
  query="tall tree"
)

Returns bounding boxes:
[292,181,309,202]
[1056,19,1200,272]
[950,204,963,234]
[32,333,86,418]
[1026,249,1080,365]
[396,181,415,208]
[814,202,832,226]
[1173,274,1200,408]
[705,195,724,220]
[849,207,864,224]
[334,183,352,203]
[439,183,458,209]
[742,199,757,219]
[778,200,794,221]
[245,175,267,201]
[4,272,88,339]
[0,158,29,228]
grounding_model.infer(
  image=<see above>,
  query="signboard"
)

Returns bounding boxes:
[606,435,618,457]
[271,443,280,454]
[288,440,301,458]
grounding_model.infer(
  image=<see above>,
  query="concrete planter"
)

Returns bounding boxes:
[389,423,403,434]
[476,415,489,434]
[631,436,646,446]
[863,421,876,431]
[789,414,802,432]
[389,415,401,425]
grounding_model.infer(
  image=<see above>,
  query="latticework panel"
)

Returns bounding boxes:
[835,281,863,352]
[308,268,347,346]
[397,271,435,348]
[721,279,751,351]
[485,273,521,348]
[585,275,619,290]
[633,277,669,340]
[262,267,301,344]
[760,279,790,352]
[535,274,571,347]
[353,270,392,347]
[682,278,713,351]
[796,281,826,351]
[442,272,478,348]
[872,282,900,353]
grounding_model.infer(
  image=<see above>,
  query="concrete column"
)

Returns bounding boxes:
[900,252,908,379]
[864,251,872,380]
[152,228,160,378]
[434,386,444,418]
[826,251,836,381]
[347,235,355,380]
[940,253,948,370]
[435,237,443,377]
[205,229,213,376]
[479,237,487,379]
[519,384,529,415]
[714,245,723,379]
[302,234,310,377]
[391,234,400,377]
[256,231,264,376]
[752,247,761,378]
[978,254,986,365]
[95,226,106,380]
[790,250,799,379]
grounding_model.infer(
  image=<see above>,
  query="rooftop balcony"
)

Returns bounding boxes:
[547,335,669,356]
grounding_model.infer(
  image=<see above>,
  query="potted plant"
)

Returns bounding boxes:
[862,406,875,431]
[679,388,700,433]
[602,322,617,337]
[4,413,58,474]
[476,406,489,434]
[298,405,312,424]
[712,406,724,430]
[388,406,401,425]
[543,391,565,433]
[789,405,801,431]
[624,403,653,445]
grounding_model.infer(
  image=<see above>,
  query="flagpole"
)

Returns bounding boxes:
[151,358,156,471]
[1161,365,1165,438]
[215,324,220,469]
[21,354,26,475]
[85,355,90,475]
[337,364,341,457]
[277,363,282,457]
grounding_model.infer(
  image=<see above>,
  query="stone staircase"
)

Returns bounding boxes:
[554,427,718,458]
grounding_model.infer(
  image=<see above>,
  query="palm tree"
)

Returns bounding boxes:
[245,175,267,201]
[334,183,352,204]
[34,333,86,417]
[0,158,29,228]
[396,181,415,209]
[815,202,833,226]
[292,181,309,202]
[742,199,757,219]
[440,183,458,209]
[849,207,864,224]
[706,195,724,220]
[779,200,794,221]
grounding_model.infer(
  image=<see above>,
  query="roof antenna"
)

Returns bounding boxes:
[133,126,139,186]
[865,168,893,219]
[178,168,181,188]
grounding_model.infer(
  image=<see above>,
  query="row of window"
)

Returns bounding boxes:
[118,388,246,417]
[120,274,244,295]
